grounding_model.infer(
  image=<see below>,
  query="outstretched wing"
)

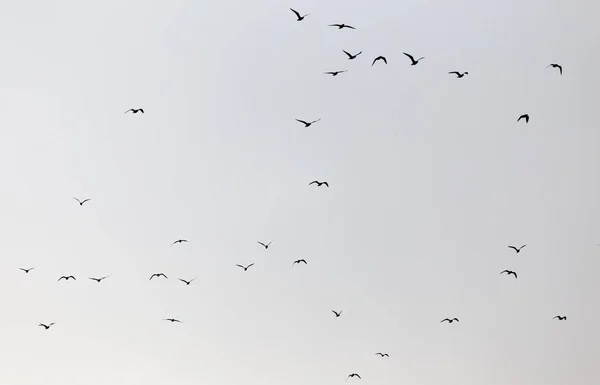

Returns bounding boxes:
[500,270,509,274]
[58,276,65,281]
[290,8,301,19]
[329,24,341,27]
[508,246,518,251]
[295,118,309,125]
[310,119,321,124]
[323,182,329,187]
[441,318,450,322]
[448,71,459,75]
[345,25,356,29]
[247,263,254,268]
[417,57,425,61]
[236,264,244,269]
[343,50,352,58]
[257,241,267,247]
[403,52,415,61]
[309,181,318,185]
[124,109,133,113]
[519,244,527,250]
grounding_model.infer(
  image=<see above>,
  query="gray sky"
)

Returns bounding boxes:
[1,0,599,384]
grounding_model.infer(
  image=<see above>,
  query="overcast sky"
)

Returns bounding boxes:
[1,0,599,384]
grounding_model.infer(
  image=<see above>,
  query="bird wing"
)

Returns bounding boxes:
[508,246,518,251]
[266,241,272,247]
[449,71,459,75]
[553,316,559,319]
[81,199,90,204]
[247,263,254,268]
[160,274,168,278]
[58,276,65,281]
[178,278,187,283]
[329,24,341,27]
[500,270,509,274]
[257,241,267,247]
[403,52,415,61]
[356,375,361,379]
[290,8,301,18]
[19,268,26,272]
[343,50,352,58]
[309,181,319,185]
[441,319,450,322]
[73,197,82,204]
[310,119,321,124]
[323,182,329,187]
[371,58,377,66]
[519,244,527,250]
[295,118,309,125]
[382,57,387,64]
[236,264,244,269]
[558,65,562,74]
[453,318,459,322]
[124,109,133,113]
[100,275,109,280]
[346,25,356,29]
[417,57,425,61]
[512,272,518,278]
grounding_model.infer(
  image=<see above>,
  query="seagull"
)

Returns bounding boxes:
[88,275,109,283]
[125,108,144,114]
[295,118,321,127]
[309,181,329,187]
[375,353,389,357]
[403,52,425,65]
[448,71,468,78]
[517,114,529,123]
[58,275,76,282]
[508,245,526,253]
[500,270,518,279]
[73,197,90,206]
[290,8,310,21]
[178,277,197,285]
[330,24,355,30]
[38,323,55,330]
[343,50,362,60]
[149,273,168,280]
[292,259,307,267]
[553,315,567,321]
[164,318,182,323]
[372,56,387,66]
[332,310,342,317]
[171,239,188,246]
[257,241,272,249]
[324,70,347,76]
[19,267,35,273]
[441,318,459,323]
[236,263,254,271]
[347,373,361,381]
[547,63,562,75]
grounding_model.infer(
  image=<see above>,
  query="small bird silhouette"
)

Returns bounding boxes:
[403,52,425,65]
[171,239,188,246]
[448,71,468,78]
[343,50,362,60]
[39,323,55,330]
[324,70,347,76]
[309,181,329,187]
[295,118,321,127]
[88,275,109,283]
[257,241,272,249]
[164,318,182,323]
[375,352,389,357]
[441,318,459,323]
[125,108,144,114]
[290,8,309,21]
[149,273,168,280]
[236,263,254,271]
[58,275,76,282]
[292,259,307,267]
[330,23,355,30]
[347,373,362,381]
[73,197,90,206]
[19,267,35,273]
[517,114,529,123]
[553,315,567,321]
[508,245,526,253]
[547,63,562,75]
[372,56,387,66]
[179,277,197,285]
[332,310,342,317]
[500,270,518,279]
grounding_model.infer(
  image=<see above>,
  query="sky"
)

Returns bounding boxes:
[1,0,599,384]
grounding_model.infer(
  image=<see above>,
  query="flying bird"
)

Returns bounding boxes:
[236,263,254,271]
[19,267,35,273]
[73,197,90,206]
[372,56,387,66]
[517,114,529,123]
[125,108,144,114]
[295,118,321,127]
[38,323,55,330]
[330,24,355,30]
[324,70,347,76]
[547,63,562,75]
[441,318,459,323]
[403,52,425,65]
[343,50,362,60]
[257,241,272,249]
[309,180,329,187]
[500,270,518,279]
[164,318,182,323]
[179,277,197,285]
[58,275,76,282]
[291,259,307,267]
[332,310,342,317]
[171,239,188,246]
[553,315,567,321]
[508,244,526,253]
[375,353,389,357]
[149,273,168,280]
[448,71,468,78]
[88,275,109,283]
[290,8,309,21]
[347,373,361,381]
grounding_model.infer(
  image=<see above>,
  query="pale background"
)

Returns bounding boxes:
[1,0,599,384]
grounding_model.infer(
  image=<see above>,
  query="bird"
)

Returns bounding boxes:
[73,197,90,206]
[236,263,254,271]
[171,239,188,246]
[88,275,109,283]
[441,318,459,323]
[290,8,309,21]
[332,310,342,317]
[164,318,182,323]
[448,71,468,78]
[125,108,144,114]
[375,353,389,357]
[295,118,321,127]
[372,56,387,66]
[324,70,347,76]
[508,244,526,253]
[329,23,355,30]
[38,323,55,330]
[58,275,76,282]
[500,270,518,279]
[343,50,362,60]
[179,277,197,285]
[292,259,307,267]
[149,273,168,280]
[347,373,362,381]
[257,241,272,249]
[403,52,425,65]
[547,63,562,75]
[19,267,35,273]
[517,114,529,123]
[309,180,329,187]
[553,315,567,321]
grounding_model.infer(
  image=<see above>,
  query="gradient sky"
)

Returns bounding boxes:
[1,1,599,384]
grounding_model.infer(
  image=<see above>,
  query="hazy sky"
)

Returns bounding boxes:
[1,0,599,384]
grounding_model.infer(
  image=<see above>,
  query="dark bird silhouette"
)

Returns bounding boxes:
[324,70,347,76]
[347,373,361,381]
[149,273,168,280]
[500,270,518,279]
[309,180,329,187]
[403,52,425,65]
[171,239,188,246]
[236,263,254,271]
[372,56,387,66]
[39,323,55,330]
[441,318,459,323]
[517,114,529,123]
[553,315,567,321]
[508,244,526,253]
[332,310,342,317]
[73,197,90,206]
[58,275,76,282]
[88,275,109,283]
[292,259,307,267]
[547,63,562,75]
[343,50,362,60]
[257,241,272,249]
[449,71,468,78]
[295,118,321,127]
[164,318,182,323]
[179,277,197,285]
[375,353,389,357]
[330,23,355,30]
[125,108,144,114]
[290,8,310,21]
[19,267,35,273]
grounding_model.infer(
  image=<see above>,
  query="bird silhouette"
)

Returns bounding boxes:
[324,70,347,76]
[347,373,362,381]
[257,241,272,249]
[179,277,197,285]
[517,114,529,123]
[375,352,389,357]
[149,273,168,280]
[290,8,309,21]
[508,245,526,253]
[73,197,90,206]
[309,180,329,187]
[403,52,425,65]
[292,259,307,267]
[125,108,144,114]
[448,71,468,78]
[164,318,182,323]
[171,239,188,246]
[553,315,567,321]
[332,310,342,317]
[547,63,562,75]
[295,118,321,127]
[343,50,362,60]
[500,270,518,279]
[441,318,459,323]
[236,263,254,271]
[58,275,76,282]
[88,275,109,283]
[19,267,35,273]
[330,23,355,30]
[371,56,387,66]
[39,323,55,330]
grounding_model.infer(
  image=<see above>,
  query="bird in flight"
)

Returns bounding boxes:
[125,108,144,114]
[73,197,90,206]
[39,322,55,330]
[403,52,425,65]
[295,118,321,127]
[375,352,389,357]
[89,275,109,283]
[347,373,362,381]
[236,263,254,271]
[448,71,468,78]
[171,239,188,246]
[290,8,309,21]
[332,310,342,317]
[517,114,529,123]
[149,273,168,280]
[179,277,197,285]
[508,244,526,253]
[553,315,567,321]
[547,63,562,75]
[257,241,272,249]
[164,318,182,323]
[58,275,76,282]
[500,270,518,279]
[330,23,355,30]
[19,267,35,273]
[309,180,329,187]
[324,70,347,76]
[292,259,307,267]
[372,56,387,66]
[343,50,362,60]
[441,318,459,323]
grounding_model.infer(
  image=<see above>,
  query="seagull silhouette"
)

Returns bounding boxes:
[330,23,355,30]
[179,277,197,285]
[441,318,459,323]
[73,197,90,206]
[375,352,389,357]
[547,63,562,75]
[257,241,272,249]
[332,310,342,317]
[448,71,468,78]
[164,318,182,323]
[343,50,362,60]
[553,315,567,321]
[292,259,307,267]
[372,56,387,66]
[171,239,188,246]
[403,52,425,65]
[508,245,526,253]
[324,70,347,76]
[58,275,76,282]
[290,8,309,21]
[347,373,361,381]
[295,118,321,127]
[236,263,254,271]
[39,323,55,330]
[88,275,109,283]
[149,273,168,280]
[19,267,35,273]
[125,108,144,114]
[500,270,518,279]
[517,114,529,123]
[309,181,329,187]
